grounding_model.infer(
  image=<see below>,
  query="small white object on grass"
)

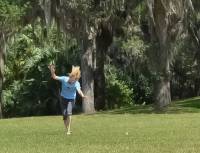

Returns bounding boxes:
[125,132,129,135]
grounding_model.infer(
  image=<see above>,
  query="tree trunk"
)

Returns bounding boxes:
[0,33,6,119]
[81,28,95,114]
[154,76,171,110]
[94,22,112,110]
[147,0,185,110]
[148,0,172,110]
[195,51,200,96]
[152,45,172,110]
[188,21,200,96]
[0,77,3,119]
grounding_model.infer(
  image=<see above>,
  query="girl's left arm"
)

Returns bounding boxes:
[77,89,86,98]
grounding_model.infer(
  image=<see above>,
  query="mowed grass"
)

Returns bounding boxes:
[1,98,200,153]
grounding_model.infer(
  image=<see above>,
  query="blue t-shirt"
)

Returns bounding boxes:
[56,76,81,100]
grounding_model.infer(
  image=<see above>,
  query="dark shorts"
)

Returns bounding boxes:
[60,97,75,120]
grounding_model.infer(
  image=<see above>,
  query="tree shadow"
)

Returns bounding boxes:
[98,105,154,115]
[175,97,200,108]
[98,97,200,115]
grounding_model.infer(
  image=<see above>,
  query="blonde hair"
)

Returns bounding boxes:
[69,65,81,80]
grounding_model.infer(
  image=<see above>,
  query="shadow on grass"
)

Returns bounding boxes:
[102,105,154,115]
[175,97,200,108]
[98,97,200,115]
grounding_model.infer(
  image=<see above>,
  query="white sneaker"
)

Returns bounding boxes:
[67,131,72,135]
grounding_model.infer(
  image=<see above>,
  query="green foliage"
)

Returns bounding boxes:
[2,81,22,116]
[0,0,25,32]
[122,35,147,59]
[109,35,153,105]
[3,24,57,117]
[170,36,198,99]
[3,23,80,117]
[133,74,153,104]
[105,65,134,109]
[5,24,58,81]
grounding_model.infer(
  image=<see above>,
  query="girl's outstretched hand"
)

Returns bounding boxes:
[82,96,94,99]
[82,95,88,99]
[48,64,55,73]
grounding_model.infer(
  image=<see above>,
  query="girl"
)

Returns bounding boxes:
[49,65,86,135]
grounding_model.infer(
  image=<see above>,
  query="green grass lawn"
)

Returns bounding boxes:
[1,98,200,153]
